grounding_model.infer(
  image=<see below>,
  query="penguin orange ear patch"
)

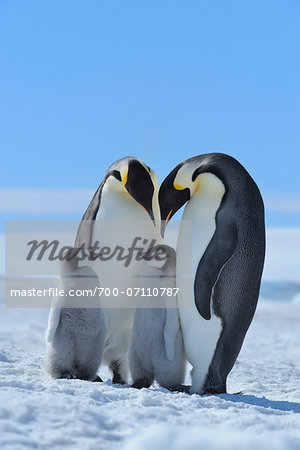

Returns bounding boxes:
[122,171,128,186]
[173,183,185,190]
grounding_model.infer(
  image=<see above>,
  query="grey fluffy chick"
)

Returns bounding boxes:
[46,257,107,381]
[130,245,186,389]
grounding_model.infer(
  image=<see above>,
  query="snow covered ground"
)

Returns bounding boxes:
[0,227,300,449]
[0,279,299,449]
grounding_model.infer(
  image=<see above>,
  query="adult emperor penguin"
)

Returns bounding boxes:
[75,157,161,384]
[159,153,265,394]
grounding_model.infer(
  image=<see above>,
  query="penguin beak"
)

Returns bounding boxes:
[159,166,190,237]
[160,209,173,238]
[124,160,156,225]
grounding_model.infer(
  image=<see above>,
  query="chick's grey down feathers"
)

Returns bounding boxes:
[130,245,186,389]
[46,258,107,381]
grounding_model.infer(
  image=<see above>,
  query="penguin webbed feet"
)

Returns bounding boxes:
[200,387,227,395]
[110,360,126,385]
[59,373,103,382]
[112,372,126,385]
[200,389,242,395]
[112,376,126,385]
[131,379,152,389]
[167,384,191,394]
[60,373,77,380]
[92,375,103,382]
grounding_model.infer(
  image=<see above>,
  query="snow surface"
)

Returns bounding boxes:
[1,227,299,448]
[0,275,299,449]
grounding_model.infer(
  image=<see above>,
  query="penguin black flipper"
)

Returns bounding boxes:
[75,167,124,249]
[74,181,104,249]
[194,201,238,320]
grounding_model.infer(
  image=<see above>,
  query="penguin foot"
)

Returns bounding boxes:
[201,390,242,395]
[168,384,191,394]
[110,360,126,384]
[60,373,76,380]
[201,388,227,395]
[92,375,103,382]
[131,379,152,389]
[112,372,126,385]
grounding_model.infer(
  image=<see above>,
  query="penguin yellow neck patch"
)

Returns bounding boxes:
[122,171,128,186]
[173,182,186,190]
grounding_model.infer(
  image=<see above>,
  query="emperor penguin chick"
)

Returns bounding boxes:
[46,256,107,381]
[130,245,186,390]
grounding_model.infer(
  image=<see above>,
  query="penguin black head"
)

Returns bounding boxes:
[159,155,227,237]
[105,157,158,225]
[158,163,190,237]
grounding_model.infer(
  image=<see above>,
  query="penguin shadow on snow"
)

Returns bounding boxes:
[217,393,300,414]
[123,383,300,414]
[162,386,300,414]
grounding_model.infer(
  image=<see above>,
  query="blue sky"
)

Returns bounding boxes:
[0,0,299,228]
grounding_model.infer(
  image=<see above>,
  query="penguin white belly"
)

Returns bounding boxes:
[93,186,161,299]
[176,174,225,393]
[91,186,161,378]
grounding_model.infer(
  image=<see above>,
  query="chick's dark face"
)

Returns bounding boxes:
[159,165,190,236]
[125,160,155,223]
